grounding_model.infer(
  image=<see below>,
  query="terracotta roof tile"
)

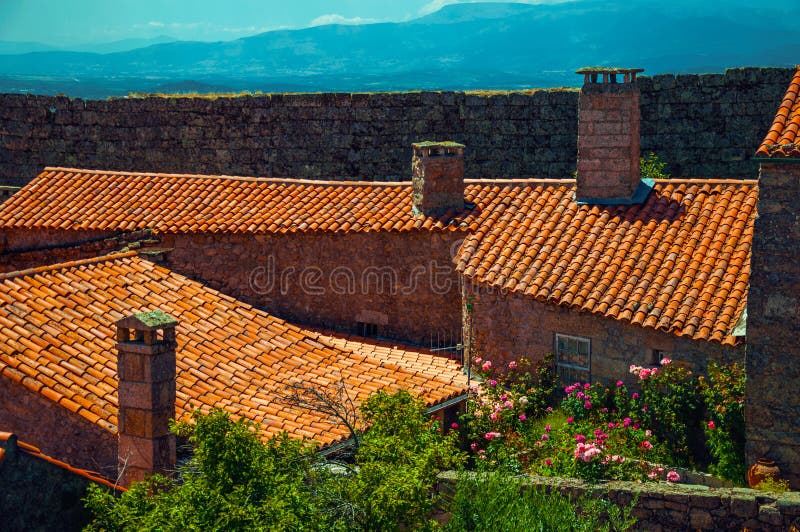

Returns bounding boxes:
[0,168,754,347]
[757,66,800,158]
[0,169,475,235]
[0,253,467,448]
[456,179,756,346]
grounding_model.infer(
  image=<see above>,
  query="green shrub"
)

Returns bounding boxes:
[445,472,637,532]
[640,152,671,179]
[699,362,746,484]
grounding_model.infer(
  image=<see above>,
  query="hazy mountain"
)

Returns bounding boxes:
[0,1,796,98]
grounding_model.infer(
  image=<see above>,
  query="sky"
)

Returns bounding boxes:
[0,0,573,47]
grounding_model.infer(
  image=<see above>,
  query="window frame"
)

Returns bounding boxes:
[554,333,592,384]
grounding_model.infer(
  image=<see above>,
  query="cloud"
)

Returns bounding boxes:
[308,14,378,27]
[147,21,165,27]
[419,0,575,16]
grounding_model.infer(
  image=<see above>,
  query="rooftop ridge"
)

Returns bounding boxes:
[0,251,138,281]
[42,167,411,187]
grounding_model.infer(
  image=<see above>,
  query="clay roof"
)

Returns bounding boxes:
[0,169,755,345]
[457,179,756,346]
[756,66,800,158]
[0,253,467,447]
[0,168,475,234]
[0,431,120,490]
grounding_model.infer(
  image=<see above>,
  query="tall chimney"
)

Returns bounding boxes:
[575,67,647,204]
[411,141,465,216]
[116,310,178,487]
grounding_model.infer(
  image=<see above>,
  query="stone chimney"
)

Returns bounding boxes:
[116,310,178,487]
[575,67,648,204]
[411,141,465,216]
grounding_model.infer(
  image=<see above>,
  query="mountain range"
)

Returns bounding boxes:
[0,1,797,98]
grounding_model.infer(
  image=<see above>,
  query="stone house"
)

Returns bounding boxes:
[0,252,467,485]
[0,68,758,386]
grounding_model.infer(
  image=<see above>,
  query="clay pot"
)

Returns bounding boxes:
[747,458,781,488]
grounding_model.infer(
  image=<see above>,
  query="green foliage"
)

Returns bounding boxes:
[640,152,671,180]
[699,362,746,484]
[86,392,464,531]
[635,362,703,467]
[755,475,791,493]
[445,472,637,532]
[333,390,465,531]
[84,409,328,531]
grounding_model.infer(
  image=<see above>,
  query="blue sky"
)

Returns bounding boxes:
[0,0,573,46]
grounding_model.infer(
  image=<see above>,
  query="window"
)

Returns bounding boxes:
[648,349,672,366]
[555,333,591,385]
[357,322,378,338]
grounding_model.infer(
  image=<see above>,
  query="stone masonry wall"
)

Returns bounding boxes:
[0,376,118,478]
[159,230,465,348]
[465,285,743,384]
[746,161,800,488]
[0,67,792,187]
[436,471,800,531]
[0,435,116,531]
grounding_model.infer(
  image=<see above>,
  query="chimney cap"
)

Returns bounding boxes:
[116,310,178,331]
[577,67,644,85]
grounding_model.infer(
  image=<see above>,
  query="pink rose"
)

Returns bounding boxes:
[632,392,639,400]
[666,471,680,483]
[508,361,517,370]
[648,471,658,479]
[616,380,624,387]
[574,434,586,443]
[485,431,502,440]
[567,417,574,424]
[641,440,653,450]
[545,458,552,466]
[660,357,672,366]
[584,400,592,410]
[474,357,482,364]
[489,379,497,387]
[708,420,716,430]
[519,414,527,422]
[545,424,551,432]
[451,422,459,429]
[481,360,492,371]
[541,434,549,441]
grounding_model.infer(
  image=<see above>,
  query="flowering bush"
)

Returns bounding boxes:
[462,354,556,471]
[699,361,746,484]
[632,358,703,467]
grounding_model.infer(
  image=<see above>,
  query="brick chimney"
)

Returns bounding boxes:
[411,141,465,216]
[116,310,178,487]
[575,67,648,204]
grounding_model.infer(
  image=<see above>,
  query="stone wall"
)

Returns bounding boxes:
[464,285,743,384]
[0,67,792,187]
[0,434,118,531]
[436,471,800,531]
[159,230,465,347]
[0,376,118,478]
[0,229,155,272]
[746,161,800,488]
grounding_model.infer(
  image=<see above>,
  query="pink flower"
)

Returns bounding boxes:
[648,471,658,479]
[485,431,502,440]
[478,454,486,460]
[632,392,639,400]
[574,442,602,462]
[519,414,527,422]
[545,458,552,466]
[640,440,653,451]
[544,424,551,432]
[500,394,508,401]
[660,357,672,366]
[577,391,585,400]
[574,434,586,443]
[650,368,658,377]
[666,471,680,483]
[567,417,574,424]
[470,443,478,451]
[608,422,616,429]
[639,368,651,380]
[584,400,592,410]
[616,380,624,387]
[474,357,482,364]
[489,379,497,387]
[545,406,552,413]
[623,417,632,428]
[482,360,492,371]
[708,420,716,430]
[504,400,513,409]
[490,412,498,421]
[451,422,459,429]
[541,434,549,441]
[508,361,517,370]
[645,429,652,437]
[519,396,529,405]
[584,383,591,390]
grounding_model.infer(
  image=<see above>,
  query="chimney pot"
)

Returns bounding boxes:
[116,310,178,487]
[411,141,465,217]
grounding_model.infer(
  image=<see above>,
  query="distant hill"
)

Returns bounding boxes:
[0,1,796,98]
